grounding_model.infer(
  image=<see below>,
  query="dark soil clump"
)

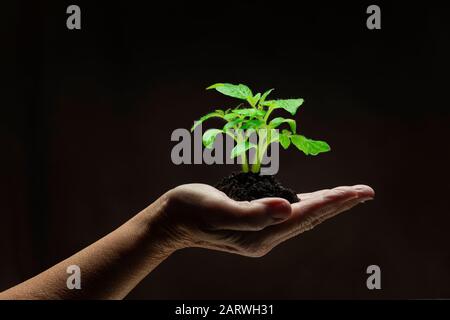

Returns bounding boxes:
[215,172,300,204]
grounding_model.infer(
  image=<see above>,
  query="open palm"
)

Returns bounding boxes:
[162,183,374,257]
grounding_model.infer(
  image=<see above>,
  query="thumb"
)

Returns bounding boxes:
[209,197,292,231]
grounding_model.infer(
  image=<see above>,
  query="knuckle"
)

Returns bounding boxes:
[297,216,316,232]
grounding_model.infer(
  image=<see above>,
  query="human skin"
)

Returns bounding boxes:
[0,183,374,300]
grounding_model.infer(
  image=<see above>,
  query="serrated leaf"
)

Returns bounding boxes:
[240,119,264,130]
[279,134,291,149]
[259,88,274,106]
[290,135,331,155]
[263,98,304,115]
[206,83,253,100]
[223,113,240,121]
[191,111,225,131]
[223,118,244,131]
[247,93,261,108]
[231,141,257,158]
[268,117,297,133]
[202,129,223,148]
[232,108,266,118]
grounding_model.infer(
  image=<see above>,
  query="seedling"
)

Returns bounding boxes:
[192,83,330,174]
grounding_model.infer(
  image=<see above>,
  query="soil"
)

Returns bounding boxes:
[215,172,300,204]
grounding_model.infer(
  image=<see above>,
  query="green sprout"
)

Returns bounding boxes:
[191,83,331,174]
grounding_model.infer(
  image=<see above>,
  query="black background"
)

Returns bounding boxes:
[1,1,449,299]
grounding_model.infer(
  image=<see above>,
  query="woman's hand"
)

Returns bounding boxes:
[0,183,374,299]
[157,183,374,257]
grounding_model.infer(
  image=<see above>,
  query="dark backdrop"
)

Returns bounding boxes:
[1,1,449,299]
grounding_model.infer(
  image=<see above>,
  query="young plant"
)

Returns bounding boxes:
[191,83,330,174]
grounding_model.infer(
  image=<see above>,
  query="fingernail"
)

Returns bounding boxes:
[353,185,375,198]
[252,198,292,219]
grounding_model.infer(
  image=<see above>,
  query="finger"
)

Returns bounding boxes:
[299,185,374,201]
[242,185,374,248]
[296,185,366,216]
[293,185,374,227]
[269,196,367,249]
[208,195,368,258]
[298,189,331,200]
[208,197,292,231]
[351,184,375,199]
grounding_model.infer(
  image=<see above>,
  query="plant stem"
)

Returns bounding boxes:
[250,142,259,173]
[250,131,264,174]
[251,157,260,173]
[263,106,274,123]
[236,127,249,173]
[242,153,249,172]
[251,107,276,174]
[251,129,274,174]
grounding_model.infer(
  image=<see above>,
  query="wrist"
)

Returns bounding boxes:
[133,191,189,256]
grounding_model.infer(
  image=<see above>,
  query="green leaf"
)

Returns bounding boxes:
[279,134,291,149]
[232,108,266,118]
[290,135,331,155]
[268,129,280,145]
[223,118,244,131]
[191,111,224,131]
[263,99,304,115]
[223,113,240,121]
[268,117,297,133]
[257,128,280,146]
[247,93,261,108]
[202,129,223,148]
[240,119,264,130]
[206,83,253,100]
[231,141,257,158]
[259,88,274,106]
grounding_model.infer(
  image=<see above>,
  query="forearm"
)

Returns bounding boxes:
[0,194,175,300]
